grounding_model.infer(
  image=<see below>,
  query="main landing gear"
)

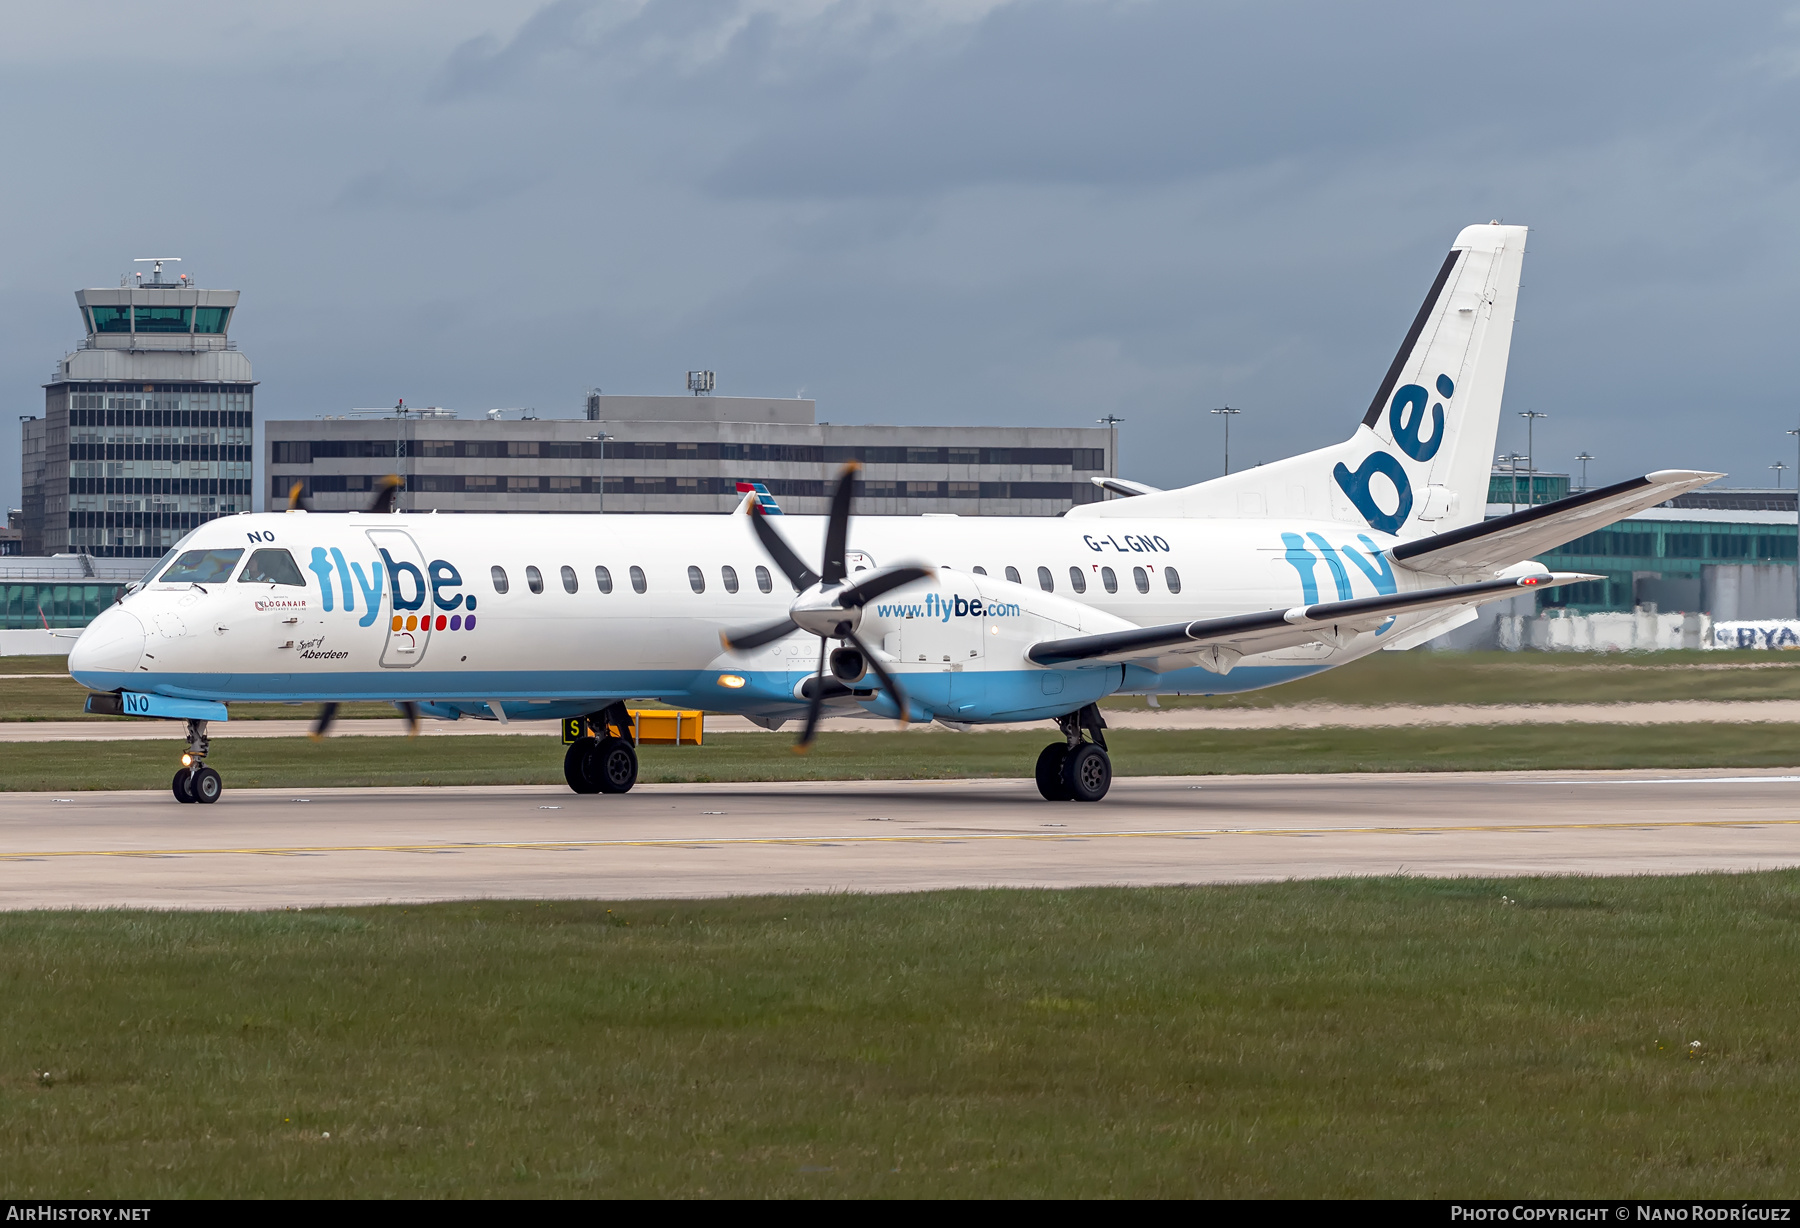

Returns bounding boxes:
[563,701,640,796]
[171,719,223,804]
[1035,703,1112,803]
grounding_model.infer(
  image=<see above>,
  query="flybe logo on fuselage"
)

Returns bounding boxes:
[1334,374,1453,534]
[303,547,479,631]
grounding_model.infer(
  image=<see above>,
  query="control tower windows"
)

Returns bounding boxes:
[193,306,231,334]
[134,306,193,333]
[89,306,131,333]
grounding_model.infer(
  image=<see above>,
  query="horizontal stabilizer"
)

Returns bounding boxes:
[1091,477,1163,498]
[1026,572,1596,667]
[1390,469,1721,575]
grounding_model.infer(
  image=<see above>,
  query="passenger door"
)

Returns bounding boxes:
[365,527,433,668]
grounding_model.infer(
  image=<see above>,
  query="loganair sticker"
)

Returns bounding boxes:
[255,597,307,611]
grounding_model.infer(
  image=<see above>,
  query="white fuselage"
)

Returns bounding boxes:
[69,508,1434,726]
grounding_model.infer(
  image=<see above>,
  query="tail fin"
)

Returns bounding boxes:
[1069,222,1528,535]
[736,481,783,515]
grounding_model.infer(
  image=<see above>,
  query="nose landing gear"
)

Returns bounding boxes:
[171,719,223,804]
[1035,703,1111,803]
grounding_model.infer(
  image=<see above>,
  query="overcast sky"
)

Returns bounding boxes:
[5,0,1800,508]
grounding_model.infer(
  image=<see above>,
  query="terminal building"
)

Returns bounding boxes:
[265,384,1113,518]
[20,261,255,558]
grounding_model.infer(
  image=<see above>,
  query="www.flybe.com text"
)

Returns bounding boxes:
[875,592,1022,621]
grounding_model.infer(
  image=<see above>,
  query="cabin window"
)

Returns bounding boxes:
[1067,566,1086,594]
[237,548,305,586]
[595,565,613,594]
[1036,566,1053,592]
[972,566,987,576]
[1165,566,1182,594]
[160,548,243,585]
[491,565,509,594]
[525,565,544,594]
[630,565,647,594]
[1133,566,1149,594]
[755,565,772,594]
[722,565,740,594]
[688,565,706,594]
[1004,566,1021,584]
[561,565,578,594]
[1101,566,1117,594]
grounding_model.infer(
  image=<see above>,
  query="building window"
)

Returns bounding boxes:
[1037,566,1053,592]
[722,565,739,594]
[1101,567,1117,593]
[1133,566,1149,594]
[526,565,544,594]
[134,306,192,333]
[755,565,772,594]
[89,306,131,333]
[630,565,647,594]
[1005,566,1021,584]
[1068,566,1086,594]
[688,565,705,594]
[193,306,231,334]
[1164,566,1181,595]
[595,566,613,594]
[561,565,578,594]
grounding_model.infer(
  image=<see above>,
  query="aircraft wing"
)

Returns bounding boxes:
[1389,470,1720,576]
[1025,572,1597,668]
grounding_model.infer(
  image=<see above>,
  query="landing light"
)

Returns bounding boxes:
[717,674,746,689]
[180,753,193,766]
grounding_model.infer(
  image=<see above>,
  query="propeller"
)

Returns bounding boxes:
[723,462,933,751]
[369,474,404,514]
[308,699,420,740]
[287,481,312,512]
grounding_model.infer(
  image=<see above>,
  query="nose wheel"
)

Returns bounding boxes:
[170,719,223,804]
[1035,704,1112,802]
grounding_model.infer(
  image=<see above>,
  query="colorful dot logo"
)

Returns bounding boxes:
[391,613,476,632]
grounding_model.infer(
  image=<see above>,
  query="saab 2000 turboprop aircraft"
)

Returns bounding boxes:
[68,222,1717,805]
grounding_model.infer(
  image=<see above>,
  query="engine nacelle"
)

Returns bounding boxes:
[828,645,868,685]
[851,571,1138,724]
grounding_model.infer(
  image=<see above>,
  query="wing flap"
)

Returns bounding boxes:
[1389,470,1720,575]
[1025,572,1598,666]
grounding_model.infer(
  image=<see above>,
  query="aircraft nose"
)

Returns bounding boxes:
[68,607,146,682]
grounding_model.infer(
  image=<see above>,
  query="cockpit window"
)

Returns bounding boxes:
[159,548,244,585]
[237,548,306,586]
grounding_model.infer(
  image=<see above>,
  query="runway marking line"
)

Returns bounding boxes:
[3,816,1799,862]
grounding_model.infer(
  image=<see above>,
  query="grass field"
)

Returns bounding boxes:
[13,649,1800,724]
[8,722,1800,791]
[5,875,1798,1197]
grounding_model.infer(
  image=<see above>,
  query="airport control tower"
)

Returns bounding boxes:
[22,260,256,557]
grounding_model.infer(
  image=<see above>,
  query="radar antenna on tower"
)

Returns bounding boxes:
[132,257,182,285]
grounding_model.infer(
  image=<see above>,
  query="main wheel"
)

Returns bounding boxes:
[171,769,195,803]
[563,737,601,794]
[593,737,639,794]
[192,766,223,805]
[1035,743,1070,801]
[1062,743,1111,803]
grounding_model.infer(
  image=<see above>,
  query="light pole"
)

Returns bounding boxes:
[1497,451,1523,513]
[1097,415,1123,493]
[1211,406,1242,475]
[1575,451,1594,493]
[1773,461,1789,489]
[588,430,613,513]
[1789,427,1800,620]
[1518,410,1548,505]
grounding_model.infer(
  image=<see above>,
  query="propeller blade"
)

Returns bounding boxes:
[308,702,339,741]
[820,462,860,586]
[287,481,311,512]
[396,700,420,738]
[720,617,802,652]
[795,636,828,753]
[368,475,404,514]
[837,564,934,609]
[748,502,819,592]
[845,630,910,727]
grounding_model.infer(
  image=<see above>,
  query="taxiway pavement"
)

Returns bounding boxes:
[2,769,1798,910]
